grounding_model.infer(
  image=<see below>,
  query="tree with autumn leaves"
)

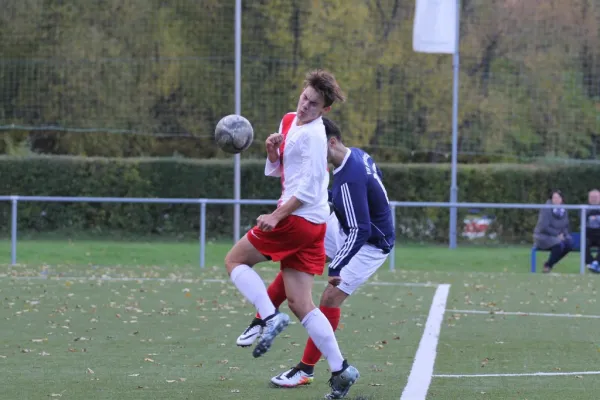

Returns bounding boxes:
[0,0,598,162]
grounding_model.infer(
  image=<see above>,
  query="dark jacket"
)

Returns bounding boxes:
[586,208,600,241]
[533,200,570,249]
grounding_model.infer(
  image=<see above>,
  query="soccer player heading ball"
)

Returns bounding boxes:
[237,117,396,394]
[224,69,359,399]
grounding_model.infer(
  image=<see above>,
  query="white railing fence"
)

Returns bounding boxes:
[0,196,596,274]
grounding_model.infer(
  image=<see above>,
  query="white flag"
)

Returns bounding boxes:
[413,0,458,54]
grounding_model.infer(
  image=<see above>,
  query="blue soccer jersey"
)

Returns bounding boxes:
[328,148,395,276]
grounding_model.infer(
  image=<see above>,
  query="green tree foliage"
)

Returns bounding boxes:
[0,0,598,162]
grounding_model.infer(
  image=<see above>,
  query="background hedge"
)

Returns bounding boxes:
[0,156,598,243]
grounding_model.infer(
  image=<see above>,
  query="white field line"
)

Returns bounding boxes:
[1,275,439,288]
[448,309,600,320]
[400,283,450,400]
[434,371,600,378]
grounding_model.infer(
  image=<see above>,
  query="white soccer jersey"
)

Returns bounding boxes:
[264,113,330,224]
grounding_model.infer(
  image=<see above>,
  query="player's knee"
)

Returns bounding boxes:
[224,250,242,275]
[287,296,315,320]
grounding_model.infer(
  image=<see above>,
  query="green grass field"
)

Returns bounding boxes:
[1,239,599,399]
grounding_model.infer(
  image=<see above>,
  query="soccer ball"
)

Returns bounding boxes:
[214,114,254,154]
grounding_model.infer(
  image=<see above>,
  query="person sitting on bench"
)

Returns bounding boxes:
[533,189,573,273]
[586,189,600,273]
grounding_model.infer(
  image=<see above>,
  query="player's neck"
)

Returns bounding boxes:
[331,146,349,168]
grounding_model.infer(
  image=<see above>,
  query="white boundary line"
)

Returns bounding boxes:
[400,283,451,400]
[448,309,600,320]
[1,275,438,288]
[434,371,600,378]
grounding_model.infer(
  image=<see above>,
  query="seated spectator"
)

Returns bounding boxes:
[586,189,600,273]
[533,190,573,273]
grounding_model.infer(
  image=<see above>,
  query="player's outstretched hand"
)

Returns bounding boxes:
[328,276,342,287]
[265,133,283,153]
[257,213,280,232]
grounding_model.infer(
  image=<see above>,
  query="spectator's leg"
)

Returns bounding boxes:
[546,242,570,271]
[585,237,594,264]
[593,239,600,262]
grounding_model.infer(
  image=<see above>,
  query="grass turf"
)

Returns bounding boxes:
[0,239,599,399]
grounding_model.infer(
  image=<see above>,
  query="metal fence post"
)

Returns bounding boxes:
[580,207,587,275]
[389,203,396,271]
[199,200,207,268]
[11,196,18,265]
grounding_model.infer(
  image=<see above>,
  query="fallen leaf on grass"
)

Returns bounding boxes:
[129,374,140,377]
[369,383,383,386]
[39,351,51,356]
[231,389,240,393]
[49,394,62,398]
[32,338,48,343]
[144,358,154,363]
[480,357,494,368]
[86,368,94,374]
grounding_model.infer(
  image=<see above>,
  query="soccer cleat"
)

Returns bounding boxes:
[270,367,314,388]
[324,360,360,399]
[252,311,290,358]
[236,317,264,347]
[588,261,600,274]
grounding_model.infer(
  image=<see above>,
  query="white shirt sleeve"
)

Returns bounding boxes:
[264,152,281,177]
[264,118,285,177]
[293,131,327,205]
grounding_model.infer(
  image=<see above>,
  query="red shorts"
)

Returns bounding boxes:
[246,215,326,275]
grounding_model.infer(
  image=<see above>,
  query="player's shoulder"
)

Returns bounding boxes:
[281,112,297,120]
[349,147,373,166]
[338,149,368,180]
[279,112,297,126]
[278,112,297,134]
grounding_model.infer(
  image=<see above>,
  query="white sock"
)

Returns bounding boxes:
[302,308,344,372]
[230,264,276,318]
